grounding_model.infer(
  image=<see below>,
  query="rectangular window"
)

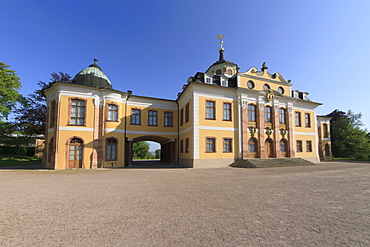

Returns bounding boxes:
[206,100,215,119]
[185,103,189,123]
[185,138,189,153]
[279,108,286,124]
[107,104,118,122]
[206,77,212,84]
[106,138,117,160]
[164,111,173,127]
[306,140,312,152]
[206,138,216,152]
[296,140,303,152]
[295,112,301,127]
[49,100,56,128]
[305,113,311,127]
[323,124,329,138]
[180,140,184,153]
[264,106,272,123]
[180,108,184,126]
[223,138,232,152]
[223,103,231,121]
[148,110,157,126]
[131,108,141,125]
[70,99,85,126]
[248,104,256,122]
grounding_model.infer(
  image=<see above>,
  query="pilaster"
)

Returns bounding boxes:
[287,105,295,158]
[257,102,266,158]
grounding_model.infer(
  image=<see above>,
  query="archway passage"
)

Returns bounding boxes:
[125,135,177,168]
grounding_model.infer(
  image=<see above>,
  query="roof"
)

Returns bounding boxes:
[71,60,113,90]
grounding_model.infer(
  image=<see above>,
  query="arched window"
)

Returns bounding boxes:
[106,138,118,161]
[248,138,257,153]
[263,84,270,90]
[227,69,233,75]
[280,139,288,152]
[216,69,222,75]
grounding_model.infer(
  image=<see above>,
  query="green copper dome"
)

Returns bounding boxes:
[71,59,113,89]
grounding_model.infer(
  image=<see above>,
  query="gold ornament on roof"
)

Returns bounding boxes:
[217,34,226,50]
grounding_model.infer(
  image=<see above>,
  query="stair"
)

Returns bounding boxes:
[230,158,315,168]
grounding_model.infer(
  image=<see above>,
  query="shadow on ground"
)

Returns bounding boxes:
[130,160,185,169]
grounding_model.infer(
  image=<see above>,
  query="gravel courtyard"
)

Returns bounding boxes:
[0,162,369,246]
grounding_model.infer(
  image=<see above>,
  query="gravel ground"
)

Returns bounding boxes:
[0,161,369,246]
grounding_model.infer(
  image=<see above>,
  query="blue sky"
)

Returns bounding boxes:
[2,0,370,151]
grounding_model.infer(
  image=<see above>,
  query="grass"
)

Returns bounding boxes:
[0,155,42,167]
[334,157,370,162]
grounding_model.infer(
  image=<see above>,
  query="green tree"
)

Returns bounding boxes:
[14,72,71,136]
[0,62,22,120]
[132,141,151,159]
[327,109,370,158]
[155,149,161,159]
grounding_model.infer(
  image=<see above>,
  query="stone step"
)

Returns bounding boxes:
[230,158,315,168]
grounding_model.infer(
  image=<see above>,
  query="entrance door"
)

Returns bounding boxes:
[265,138,274,158]
[280,139,288,157]
[68,138,83,168]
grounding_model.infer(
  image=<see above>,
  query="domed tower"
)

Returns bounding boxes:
[205,35,239,77]
[187,35,239,88]
[71,59,113,89]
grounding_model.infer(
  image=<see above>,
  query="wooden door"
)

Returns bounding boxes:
[68,138,83,168]
[265,139,274,158]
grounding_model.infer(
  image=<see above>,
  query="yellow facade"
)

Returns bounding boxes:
[43,47,332,169]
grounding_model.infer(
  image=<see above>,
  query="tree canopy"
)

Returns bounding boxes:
[327,109,370,159]
[0,62,22,120]
[14,72,71,136]
[132,141,151,159]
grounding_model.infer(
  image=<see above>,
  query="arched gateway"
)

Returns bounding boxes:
[125,136,177,167]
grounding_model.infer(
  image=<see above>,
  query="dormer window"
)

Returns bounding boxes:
[303,93,309,100]
[227,69,232,75]
[216,69,222,75]
[293,91,299,98]
[221,80,228,87]
[206,77,212,84]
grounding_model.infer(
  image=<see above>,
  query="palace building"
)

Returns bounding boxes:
[43,41,333,169]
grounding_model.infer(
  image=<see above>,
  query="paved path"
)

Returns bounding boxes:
[0,162,369,246]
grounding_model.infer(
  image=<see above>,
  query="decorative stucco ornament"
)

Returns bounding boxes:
[265,127,272,137]
[280,128,287,138]
[266,92,274,102]
[248,126,256,137]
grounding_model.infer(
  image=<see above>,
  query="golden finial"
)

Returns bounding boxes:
[217,34,226,50]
